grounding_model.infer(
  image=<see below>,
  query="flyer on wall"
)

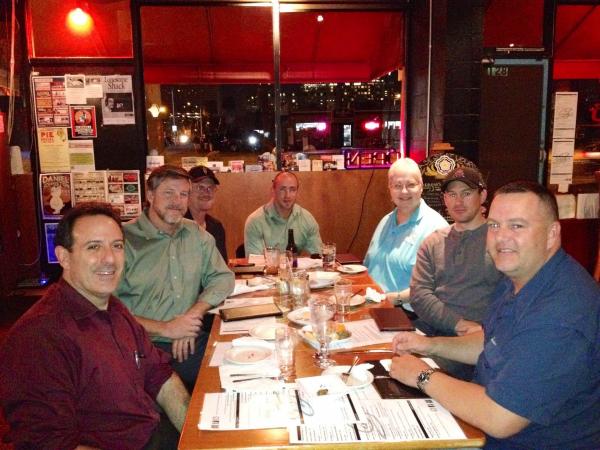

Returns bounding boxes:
[37,127,71,173]
[69,105,97,138]
[70,170,142,219]
[71,171,106,204]
[102,75,135,125]
[39,173,72,219]
[32,76,70,128]
[65,74,87,105]
[69,140,95,171]
[107,170,142,218]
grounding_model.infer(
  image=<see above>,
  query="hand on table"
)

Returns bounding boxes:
[172,336,196,362]
[392,331,431,356]
[454,319,482,336]
[164,312,203,340]
[389,354,430,388]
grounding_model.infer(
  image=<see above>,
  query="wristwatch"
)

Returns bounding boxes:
[416,368,441,392]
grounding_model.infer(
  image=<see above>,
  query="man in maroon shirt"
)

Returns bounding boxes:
[0,203,190,450]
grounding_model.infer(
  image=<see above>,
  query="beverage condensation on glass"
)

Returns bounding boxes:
[334,278,353,322]
[275,327,296,381]
[321,242,336,271]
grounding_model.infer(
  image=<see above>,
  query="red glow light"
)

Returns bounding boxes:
[363,120,381,131]
[66,8,94,35]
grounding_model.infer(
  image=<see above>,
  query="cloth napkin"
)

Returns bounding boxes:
[229,279,271,297]
[365,287,386,303]
[297,257,322,270]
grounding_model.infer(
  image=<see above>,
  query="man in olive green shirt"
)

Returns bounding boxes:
[115,165,234,391]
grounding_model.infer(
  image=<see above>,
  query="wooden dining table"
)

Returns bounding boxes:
[178,269,485,449]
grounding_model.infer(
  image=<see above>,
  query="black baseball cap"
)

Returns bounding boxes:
[441,166,486,192]
[189,165,220,185]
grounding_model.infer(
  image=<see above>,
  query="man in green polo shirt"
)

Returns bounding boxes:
[244,171,322,257]
[116,165,234,391]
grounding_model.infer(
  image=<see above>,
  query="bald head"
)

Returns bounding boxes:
[271,171,299,218]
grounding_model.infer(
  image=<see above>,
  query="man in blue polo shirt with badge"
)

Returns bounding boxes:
[389,181,600,449]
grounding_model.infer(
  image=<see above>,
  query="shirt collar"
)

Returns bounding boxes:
[393,199,424,226]
[56,278,118,321]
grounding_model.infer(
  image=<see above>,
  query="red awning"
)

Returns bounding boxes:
[554,5,600,79]
[141,6,404,84]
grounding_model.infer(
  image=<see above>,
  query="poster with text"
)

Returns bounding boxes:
[39,173,72,219]
[69,105,97,138]
[72,171,106,204]
[32,76,69,128]
[106,170,142,217]
[65,74,87,105]
[102,75,135,125]
[37,127,70,173]
[69,140,95,171]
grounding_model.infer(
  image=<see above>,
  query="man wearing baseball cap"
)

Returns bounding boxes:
[408,165,502,380]
[186,165,227,261]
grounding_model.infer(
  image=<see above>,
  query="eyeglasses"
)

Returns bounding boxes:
[389,183,421,192]
[192,184,217,194]
[444,190,475,200]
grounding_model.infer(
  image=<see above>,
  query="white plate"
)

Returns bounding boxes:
[349,294,366,307]
[287,307,312,326]
[249,323,288,341]
[338,264,367,274]
[224,346,272,365]
[309,278,335,289]
[322,366,374,389]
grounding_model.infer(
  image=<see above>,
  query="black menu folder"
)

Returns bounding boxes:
[335,253,362,265]
[219,303,283,322]
[370,307,416,332]
[367,360,427,399]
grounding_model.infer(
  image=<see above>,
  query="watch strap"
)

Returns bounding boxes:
[416,368,442,392]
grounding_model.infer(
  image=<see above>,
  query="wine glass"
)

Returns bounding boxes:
[308,296,337,368]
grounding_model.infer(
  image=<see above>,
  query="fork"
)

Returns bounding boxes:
[341,355,360,384]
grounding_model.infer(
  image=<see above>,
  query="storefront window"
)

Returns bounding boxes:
[141,5,404,168]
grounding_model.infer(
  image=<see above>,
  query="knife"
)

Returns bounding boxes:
[230,373,265,377]
[331,349,393,355]
[232,376,280,383]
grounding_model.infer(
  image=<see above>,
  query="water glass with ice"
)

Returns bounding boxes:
[321,242,336,271]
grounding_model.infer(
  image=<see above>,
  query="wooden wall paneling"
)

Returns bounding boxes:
[209,170,391,261]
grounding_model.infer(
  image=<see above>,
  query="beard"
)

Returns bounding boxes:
[155,205,185,225]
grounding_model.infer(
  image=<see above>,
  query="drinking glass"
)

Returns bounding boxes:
[321,242,337,271]
[308,296,337,368]
[264,246,280,275]
[289,269,310,309]
[334,278,353,322]
[275,327,296,381]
